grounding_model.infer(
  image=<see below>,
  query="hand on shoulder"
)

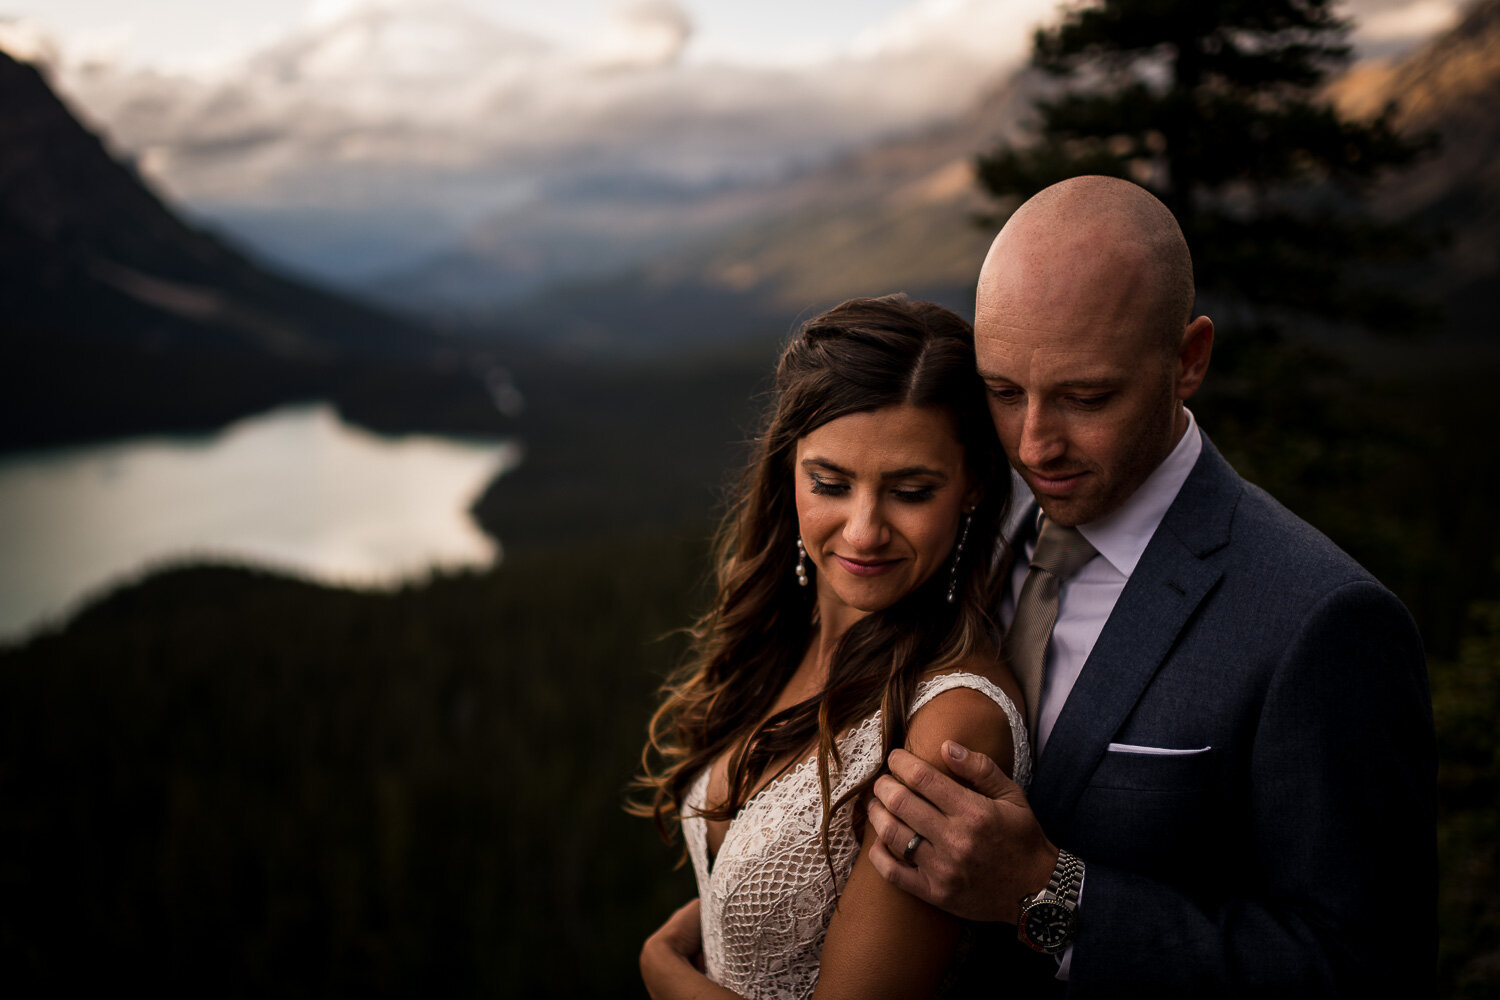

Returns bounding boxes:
[861,656,1055,923]
[909,656,1023,782]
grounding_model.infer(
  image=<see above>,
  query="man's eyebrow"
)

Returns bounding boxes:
[1055,378,1124,389]
[976,371,1124,390]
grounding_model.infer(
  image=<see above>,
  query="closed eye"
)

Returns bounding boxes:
[892,486,937,503]
[809,476,849,497]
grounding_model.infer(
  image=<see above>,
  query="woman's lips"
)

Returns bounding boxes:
[834,555,901,577]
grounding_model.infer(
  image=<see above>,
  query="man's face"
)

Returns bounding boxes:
[975,248,1187,528]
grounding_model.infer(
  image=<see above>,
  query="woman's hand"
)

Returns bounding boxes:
[646,897,702,963]
[642,898,717,999]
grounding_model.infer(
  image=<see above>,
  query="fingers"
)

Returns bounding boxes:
[885,747,984,816]
[866,796,921,866]
[867,827,934,900]
[873,769,949,835]
[868,798,960,911]
[941,740,1017,799]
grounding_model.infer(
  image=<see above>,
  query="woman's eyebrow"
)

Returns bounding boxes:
[800,457,948,481]
[882,466,948,482]
[800,456,852,476]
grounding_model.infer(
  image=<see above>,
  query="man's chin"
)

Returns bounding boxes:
[1020,473,1099,526]
[1033,493,1099,528]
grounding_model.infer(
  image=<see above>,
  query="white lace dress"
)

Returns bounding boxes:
[682,671,1031,1000]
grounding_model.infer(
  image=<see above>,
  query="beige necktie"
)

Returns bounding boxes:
[1005,516,1098,736]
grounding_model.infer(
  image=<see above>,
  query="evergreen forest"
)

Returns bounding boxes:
[4,330,1499,997]
[3,1,1499,996]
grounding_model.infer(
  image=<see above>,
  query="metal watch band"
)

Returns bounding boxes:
[1051,849,1084,905]
[1017,848,1087,954]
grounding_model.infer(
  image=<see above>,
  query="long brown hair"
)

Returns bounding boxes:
[632,294,1009,857]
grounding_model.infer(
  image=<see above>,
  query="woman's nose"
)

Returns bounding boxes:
[842,495,889,550]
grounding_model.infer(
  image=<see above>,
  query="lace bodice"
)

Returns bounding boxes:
[682,671,1030,1000]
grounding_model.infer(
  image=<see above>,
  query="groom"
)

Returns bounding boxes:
[867,176,1435,996]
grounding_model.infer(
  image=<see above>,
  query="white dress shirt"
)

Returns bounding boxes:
[1001,408,1203,756]
[997,409,1201,979]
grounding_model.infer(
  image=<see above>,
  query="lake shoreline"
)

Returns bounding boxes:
[0,403,520,645]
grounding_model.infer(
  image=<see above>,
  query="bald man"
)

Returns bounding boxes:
[868,177,1435,996]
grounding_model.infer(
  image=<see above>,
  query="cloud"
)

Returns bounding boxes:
[37,0,1027,217]
[1347,0,1463,53]
[587,0,694,70]
[20,0,1456,282]
[0,17,61,67]
[851,0,1058,65]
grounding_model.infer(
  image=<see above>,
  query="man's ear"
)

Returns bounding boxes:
[1175,316,1214,402]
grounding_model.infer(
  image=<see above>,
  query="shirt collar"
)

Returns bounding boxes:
[1006,408,1202,580]
[1078,407,1201,578]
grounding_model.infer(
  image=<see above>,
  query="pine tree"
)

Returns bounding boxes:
[977,0,1433,338]
[975,0,1440,608]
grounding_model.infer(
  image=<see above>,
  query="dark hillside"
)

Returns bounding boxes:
[1330,0,1500,344]
[0,544,704,997]
[0,52,504,450]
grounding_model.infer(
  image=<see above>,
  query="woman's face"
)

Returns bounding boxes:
[794,404,975,630]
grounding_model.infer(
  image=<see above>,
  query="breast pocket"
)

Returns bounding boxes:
[1070,745,1219,878]
[1093,743,1215,789]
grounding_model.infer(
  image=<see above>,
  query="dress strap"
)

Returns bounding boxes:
[910,670,1017,720]
[908,670,1032,790]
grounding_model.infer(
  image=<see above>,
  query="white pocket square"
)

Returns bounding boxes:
[1106,743,1212,756]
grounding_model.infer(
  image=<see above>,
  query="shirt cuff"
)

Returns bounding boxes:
[1054,868,1085,980]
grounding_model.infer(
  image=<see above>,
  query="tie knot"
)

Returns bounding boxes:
[1030,516,1097,581]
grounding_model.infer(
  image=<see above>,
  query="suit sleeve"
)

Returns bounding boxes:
[1066,579,1436,998]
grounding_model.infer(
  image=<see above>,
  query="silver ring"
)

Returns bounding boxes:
[903,833,924,865]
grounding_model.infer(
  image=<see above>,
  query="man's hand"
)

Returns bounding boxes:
[868,740,1058,923]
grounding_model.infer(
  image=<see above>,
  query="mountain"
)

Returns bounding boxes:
[0,51,505,451]
[33,0,1030,293]
[493,0,1500,356]
[1330,0,1500,341]
[469,70,1040,354]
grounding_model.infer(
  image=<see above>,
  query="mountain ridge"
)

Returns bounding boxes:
[493,0,1500,354]
[1331,0,1500,337]
[472,69,1039,353]
[0,51,506,451]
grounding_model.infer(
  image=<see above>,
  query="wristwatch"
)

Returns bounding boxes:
[1017,848,1084,954]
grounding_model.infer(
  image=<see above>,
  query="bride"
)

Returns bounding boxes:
[634,294,1030,999]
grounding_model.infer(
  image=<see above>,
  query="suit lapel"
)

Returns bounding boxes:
[1028,437,1241,830]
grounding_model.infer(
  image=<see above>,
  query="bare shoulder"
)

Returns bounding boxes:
[909,651,1021,780]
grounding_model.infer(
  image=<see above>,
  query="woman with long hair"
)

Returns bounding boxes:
[634,294,1029,999]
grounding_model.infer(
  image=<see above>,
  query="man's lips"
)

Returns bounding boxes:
[1023,468,1089,495]
[834,555,901,577]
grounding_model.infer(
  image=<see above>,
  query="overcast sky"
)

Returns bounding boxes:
[0,0,1466,280]
[0,0,1464,71]
[0,1,1063,201]
[1,0,965,70]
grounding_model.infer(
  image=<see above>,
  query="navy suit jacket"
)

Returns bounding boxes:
[998,435,1435,998]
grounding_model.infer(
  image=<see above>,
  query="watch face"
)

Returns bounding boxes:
[1023,901,1075,953]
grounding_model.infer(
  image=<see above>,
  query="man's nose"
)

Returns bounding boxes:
[1017,400,1066,468]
